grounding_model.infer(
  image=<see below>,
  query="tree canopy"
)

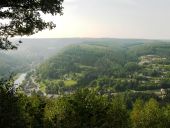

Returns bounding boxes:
[0,0,64,50]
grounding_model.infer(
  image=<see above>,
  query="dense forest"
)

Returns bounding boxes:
[0,0,169,127]
[1,80,170,128]
[0,52,27,79]
[1,39,170,127]
[0,38,79,79]
[36,40,170,95]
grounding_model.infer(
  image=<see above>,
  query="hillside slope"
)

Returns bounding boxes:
[36,40,170,94]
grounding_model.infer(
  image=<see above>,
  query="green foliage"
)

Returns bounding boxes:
[2,40,170,127]
[0,78,28,127]
[45,80,65,94]
[124,62,140,73]
[36,41,170,94]
[0,0,64,50]
[37,43,127,79]
[1,80,170,128]
[163,105,170,126]
[0,53,27,78]
[36,42,129,90]
[44,89,129,128]
[131,99,167,128]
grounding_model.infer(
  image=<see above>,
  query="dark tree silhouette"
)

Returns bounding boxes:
[0,0,64,50]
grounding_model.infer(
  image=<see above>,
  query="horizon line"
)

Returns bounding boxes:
[11,37,170,41]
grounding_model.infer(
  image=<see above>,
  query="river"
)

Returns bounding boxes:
[14,73,27,89]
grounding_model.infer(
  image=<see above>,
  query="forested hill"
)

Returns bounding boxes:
[0,38,81,79]
[37,41,129,79]
[2,39,170,127]
[0,53,26,78]
[36,40,170,94]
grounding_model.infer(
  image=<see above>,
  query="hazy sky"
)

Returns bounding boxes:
[31,0,170,39]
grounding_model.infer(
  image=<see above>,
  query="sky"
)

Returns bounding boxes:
[31,0,170,39]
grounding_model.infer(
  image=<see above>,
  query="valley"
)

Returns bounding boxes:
[13,39,170,98]
[2,38,170,128]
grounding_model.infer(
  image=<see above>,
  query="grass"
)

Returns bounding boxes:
[64,80,77,87]
[40,83,46,92]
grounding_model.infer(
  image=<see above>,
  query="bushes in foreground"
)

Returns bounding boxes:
[1,83,170,128]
